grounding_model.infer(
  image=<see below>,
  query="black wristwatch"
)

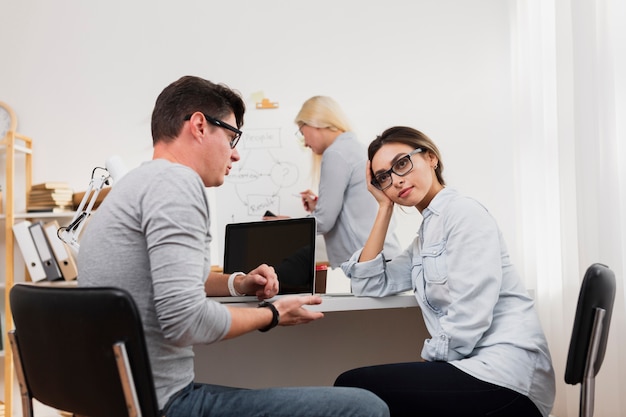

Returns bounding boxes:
[257,301,280,332]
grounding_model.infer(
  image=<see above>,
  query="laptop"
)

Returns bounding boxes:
[214,217,317,302]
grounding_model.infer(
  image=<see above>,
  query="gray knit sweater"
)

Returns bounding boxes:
[78,159,231,410]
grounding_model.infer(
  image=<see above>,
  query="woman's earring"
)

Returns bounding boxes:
[434,164,438,170]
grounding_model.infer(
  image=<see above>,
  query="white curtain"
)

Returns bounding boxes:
[512,0,625,416]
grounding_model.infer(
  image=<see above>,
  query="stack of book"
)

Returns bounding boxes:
[27,182,74,213]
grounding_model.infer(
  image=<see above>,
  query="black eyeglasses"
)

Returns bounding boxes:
[184,113,242,148]
[371,148,425,191]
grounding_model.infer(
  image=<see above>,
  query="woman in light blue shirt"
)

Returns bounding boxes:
[335,126,555,417]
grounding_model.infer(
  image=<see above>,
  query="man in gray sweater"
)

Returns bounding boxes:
[77,76,389,417]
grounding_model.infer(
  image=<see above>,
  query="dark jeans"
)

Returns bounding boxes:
[334,361,542,417]
[161,381,390,417]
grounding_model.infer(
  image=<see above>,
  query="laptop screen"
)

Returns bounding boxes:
[223,217,317,294]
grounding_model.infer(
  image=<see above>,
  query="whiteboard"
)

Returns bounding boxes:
[213,103,314,264]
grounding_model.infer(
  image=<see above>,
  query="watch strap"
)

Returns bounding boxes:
[257,301,280,332]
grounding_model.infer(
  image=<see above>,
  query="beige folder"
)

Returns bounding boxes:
[43,220,78,280]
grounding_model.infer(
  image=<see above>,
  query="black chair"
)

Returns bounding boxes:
[565,263,616,417]
[9,284,160,417]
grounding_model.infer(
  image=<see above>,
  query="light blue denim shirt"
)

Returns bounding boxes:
[341,188,555,417]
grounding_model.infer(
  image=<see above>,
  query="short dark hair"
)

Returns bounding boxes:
[151,76,245,144]
[368,126,445,186]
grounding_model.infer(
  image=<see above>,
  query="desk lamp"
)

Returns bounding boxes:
[57,156,127,254]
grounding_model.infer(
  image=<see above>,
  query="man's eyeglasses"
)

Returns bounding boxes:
[184,113,242,148]
[371,148,425,191]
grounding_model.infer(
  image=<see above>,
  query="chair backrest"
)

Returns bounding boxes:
[9,284,160,417]
[565,263,616,384]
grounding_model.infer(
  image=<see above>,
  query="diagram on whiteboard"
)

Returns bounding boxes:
[228,127,298,216]
[216,126,311,225]
[210,105,315,266]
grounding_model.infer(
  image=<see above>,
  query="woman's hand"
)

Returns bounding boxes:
[300,190,318,212]
[366,160,394,209]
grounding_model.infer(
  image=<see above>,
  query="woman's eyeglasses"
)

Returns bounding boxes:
[371,148,425,191]
[294,124,305,144]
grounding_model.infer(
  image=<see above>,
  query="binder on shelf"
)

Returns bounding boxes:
[12,220,47,282]
[28,221,63,281]
[43,220,78,281]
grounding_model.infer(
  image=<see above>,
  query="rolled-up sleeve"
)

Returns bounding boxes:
[341,241,415,297]
[146,173,231,346]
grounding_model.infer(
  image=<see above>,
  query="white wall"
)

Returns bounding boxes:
[0,0,518,268]
[10,2,625,417]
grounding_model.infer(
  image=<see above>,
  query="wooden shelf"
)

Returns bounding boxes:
[1,102,34,417]
[1,212,76,220]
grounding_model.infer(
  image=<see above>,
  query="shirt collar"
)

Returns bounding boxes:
[421,187,457,218]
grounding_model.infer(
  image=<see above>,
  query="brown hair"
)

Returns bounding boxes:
[151,76,245,144]
[368,126,445,186]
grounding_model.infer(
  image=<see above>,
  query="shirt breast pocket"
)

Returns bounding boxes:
[421,241,450,314]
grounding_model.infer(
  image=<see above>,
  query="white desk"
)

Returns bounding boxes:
[307,292,418,312]
[194,294,427,389]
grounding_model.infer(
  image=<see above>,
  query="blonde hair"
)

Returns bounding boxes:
[295,96,353,188]
[294,96,353,132]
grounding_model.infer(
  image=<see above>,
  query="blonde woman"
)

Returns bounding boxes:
[294,96,402,268]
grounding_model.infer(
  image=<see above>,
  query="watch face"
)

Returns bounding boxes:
[0,103,16,140]
[0,107,11,139]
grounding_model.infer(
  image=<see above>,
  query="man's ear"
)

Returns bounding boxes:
[187,112,206,141]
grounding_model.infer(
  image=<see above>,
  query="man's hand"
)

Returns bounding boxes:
[224,294,323,339]
[238,264,279,299]
[273,294,324,326]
